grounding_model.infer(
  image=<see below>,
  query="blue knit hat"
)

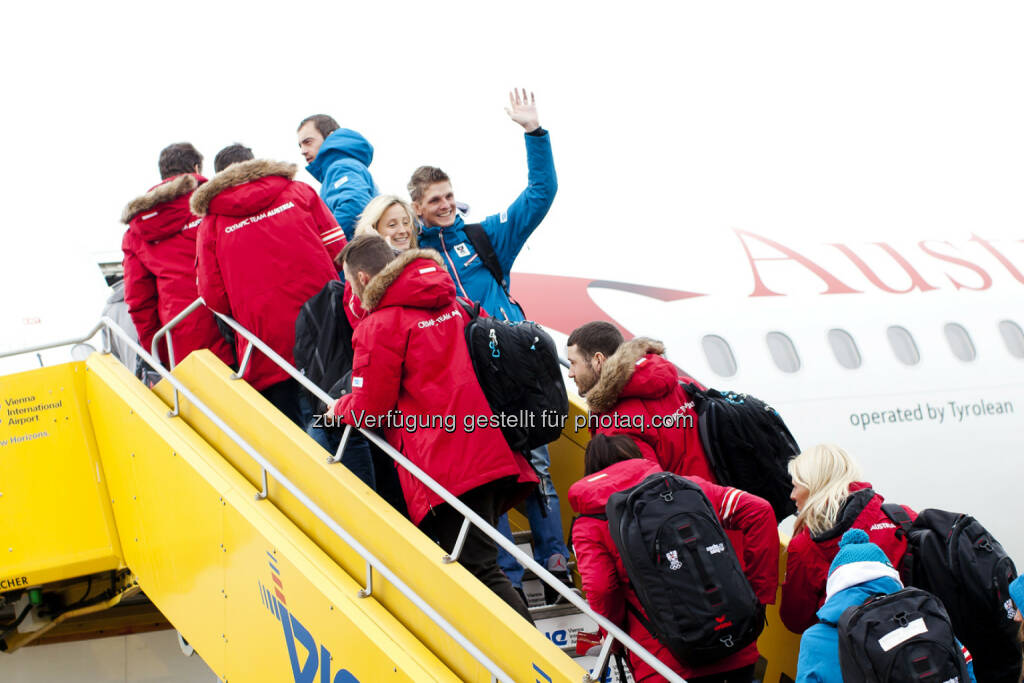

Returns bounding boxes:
[825,529,902,599]
[1010,575,1024,616]
[829,529,892,574]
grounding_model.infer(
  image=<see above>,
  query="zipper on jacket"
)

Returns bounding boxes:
[439,232,470,300]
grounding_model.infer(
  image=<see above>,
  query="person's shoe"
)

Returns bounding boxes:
[513,585,529,611]
[543,553,575,604]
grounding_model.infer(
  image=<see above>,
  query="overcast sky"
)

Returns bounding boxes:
[3,1,1023,297]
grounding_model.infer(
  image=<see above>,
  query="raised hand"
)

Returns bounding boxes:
[504,88,540,133]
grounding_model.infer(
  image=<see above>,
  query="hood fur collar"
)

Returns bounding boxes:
[189,159,296,216]
[586,337,666,413]
[360,249,446,312]
[121,174,198,224]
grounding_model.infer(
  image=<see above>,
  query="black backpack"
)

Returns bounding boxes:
[294,280,355,411]
[838,587,971,683]
[883,505,1022,683]
[606,472,764,666]
[682,384,799,523]
[457,300,568,453]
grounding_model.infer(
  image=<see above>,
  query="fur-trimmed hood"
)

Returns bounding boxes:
[190,159,296,216]
[121,173,199,224]
[585,337,671,413]
[359,249,448,312]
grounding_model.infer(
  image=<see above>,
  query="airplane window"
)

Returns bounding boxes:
[999,320,1024,359]
[766,331,801,373]
[943,323,976,362]
[828,329,862,369]
[702,335,737,377]
[886,326,920,366]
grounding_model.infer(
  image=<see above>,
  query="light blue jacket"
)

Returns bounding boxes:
[796,576,976,682]
[417,130,556,322]
[306,129,378,240]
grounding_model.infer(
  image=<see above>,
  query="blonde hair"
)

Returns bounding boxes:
[789,443,863,537]
[354,194,418,249]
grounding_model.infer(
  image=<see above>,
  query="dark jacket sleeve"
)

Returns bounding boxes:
[482,131,557,273]
[121,235,161,354]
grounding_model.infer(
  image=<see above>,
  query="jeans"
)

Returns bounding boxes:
[260,378,307,428]
[496,444,571,586]
[306,421,376,490]
[307,420,409,518]
[419,478,533,624]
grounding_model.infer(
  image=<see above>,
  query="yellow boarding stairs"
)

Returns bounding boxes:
[0,301,802,682]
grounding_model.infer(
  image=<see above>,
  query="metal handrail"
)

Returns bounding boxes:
[151,297,206,369]
[5,318,514,683]
[0,321,104,360]
[202,307,684,683]
[5,309,686,682]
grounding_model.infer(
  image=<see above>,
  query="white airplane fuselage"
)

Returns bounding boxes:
[514,227,1024,560]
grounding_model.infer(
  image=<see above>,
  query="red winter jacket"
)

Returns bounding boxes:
[120,174,234,368]
[569,459,779,681]
[191,160,345,391]
[332,249,537,525]
[779,482,916,634]
[585,338,715,482]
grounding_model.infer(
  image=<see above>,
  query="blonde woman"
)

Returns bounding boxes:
[779,444,916,634]
[333,195,420,330]
[353,194,417,251]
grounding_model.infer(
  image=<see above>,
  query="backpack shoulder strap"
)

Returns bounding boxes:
[882,503,913,534]
[881,503,917,585]
[567,512,608,551]
[464,223,524,316]
[455,296,480,320]
[463,223,508,294]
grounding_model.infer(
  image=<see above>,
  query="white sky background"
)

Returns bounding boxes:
[1,1,1023,301]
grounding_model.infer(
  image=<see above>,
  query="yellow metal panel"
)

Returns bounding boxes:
[85,353,458,682]
[0,362,122,589]
[762,539,801,682]
[158,351,588,683]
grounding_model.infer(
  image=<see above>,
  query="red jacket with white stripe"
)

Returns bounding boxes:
[120,173,234,368]
[568,459,779,681]
[332,249,537,525]
[585,338,715,482]
[191,160,344,391]
[779,481,917,634]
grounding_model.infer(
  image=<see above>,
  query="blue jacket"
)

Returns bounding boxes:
[796,576,976,683]
[417,130,556,323]
[306,128,378,240]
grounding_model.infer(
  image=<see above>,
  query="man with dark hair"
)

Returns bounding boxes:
[331,235,537,622]
[192,157,346,426]
[567,323,715,481]
[158,142,203,179]
[214,143,254,173]
[297,114,377,240]
[121,143,234,373]
[565,321,624,387]
[409,89,566,598]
